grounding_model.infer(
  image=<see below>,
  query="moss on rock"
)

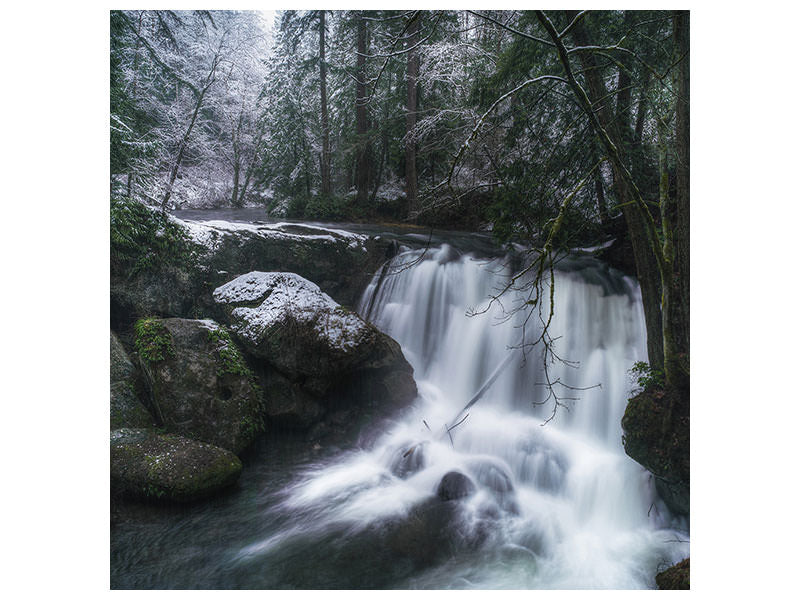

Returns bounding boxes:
[656,557,689,590]
[134,318,175,363]
[110,428,242,503]
[137,318,264,454]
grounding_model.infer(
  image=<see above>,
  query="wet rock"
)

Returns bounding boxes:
[469,460,519,514]
[135,318,263,454]
[262,371,325,429]
[110,428,242,503]
[470,460,514,494]
[384,498,465,567]
[436,471,476,501]
[621,387,689,515]
[389,442,427,479]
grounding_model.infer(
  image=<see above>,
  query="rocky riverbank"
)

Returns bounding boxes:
[110,202,416,505]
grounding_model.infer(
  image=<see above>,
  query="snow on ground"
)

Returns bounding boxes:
[174,216,369,252]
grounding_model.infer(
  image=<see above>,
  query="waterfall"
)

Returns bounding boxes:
[233,244,689,589]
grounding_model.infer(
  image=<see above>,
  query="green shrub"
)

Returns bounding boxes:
[629,361,665,392]
[303,195,353,221]
[111,197,200,278]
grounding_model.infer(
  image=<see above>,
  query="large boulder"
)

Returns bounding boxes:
[212,272,417,427]
[110,331,153,429]
[183,219,390,309]
[621,387,689,515]
[110,428,242,503]
[134,317,264,454]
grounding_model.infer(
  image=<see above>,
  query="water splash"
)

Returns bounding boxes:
[232,245,688,589]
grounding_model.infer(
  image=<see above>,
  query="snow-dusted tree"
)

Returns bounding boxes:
[111,10,272,209]
[202,11,270,207]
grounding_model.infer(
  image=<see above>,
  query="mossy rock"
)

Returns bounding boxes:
[656,557,689,590]
[136,318,264,454]
[621,387,689,515]
[110,332,154,429]
[110,428,242,503]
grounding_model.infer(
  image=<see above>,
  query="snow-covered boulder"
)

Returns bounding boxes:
[134,317,264,454]
[213,271,417,426]
[110,428,242,503]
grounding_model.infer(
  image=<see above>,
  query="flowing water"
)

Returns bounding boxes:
[111,236,689,589]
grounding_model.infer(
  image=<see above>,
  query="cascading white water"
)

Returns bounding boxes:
[234,244,689,589]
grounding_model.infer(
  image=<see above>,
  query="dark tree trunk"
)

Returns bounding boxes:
[319,10,331,198]
[565,12,664,371]
[665,10,690,391]
[404,13,420,218]
[355,12,371,210]
[161,84,210,210]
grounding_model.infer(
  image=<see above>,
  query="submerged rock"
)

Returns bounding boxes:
[389,442,427,479]
[436,471,477,501]
[213,271,417,428]
[110,428,242,503]
[135,318,263,454]
[110,331,153,430]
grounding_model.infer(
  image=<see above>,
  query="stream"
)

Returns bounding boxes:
[111,213,689,589]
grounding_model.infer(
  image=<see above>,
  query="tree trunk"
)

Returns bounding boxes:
[404,14,420,218]
[592,141,609,226]
[355,12,371,210]
[564,12,664,370]
[664,10,690,391]
[161,84,209,210]
[319,10,331,198]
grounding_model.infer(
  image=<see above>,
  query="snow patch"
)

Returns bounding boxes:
[172,216,369,251]
[213,272,370,351]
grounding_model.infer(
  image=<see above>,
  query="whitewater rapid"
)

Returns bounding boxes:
[233,244,689,589]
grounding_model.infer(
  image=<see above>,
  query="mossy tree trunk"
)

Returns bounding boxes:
[564,12,665,372]
[539,10,689,389]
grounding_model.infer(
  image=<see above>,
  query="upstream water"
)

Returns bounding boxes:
[111,238,688,589]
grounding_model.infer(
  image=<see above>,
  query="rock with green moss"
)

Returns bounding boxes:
[621,387,689,515]
[656,557,689,590]
[110,331,154,429]
[212,272,417,428]
[110,428,242,502]
[135,317,264,454]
